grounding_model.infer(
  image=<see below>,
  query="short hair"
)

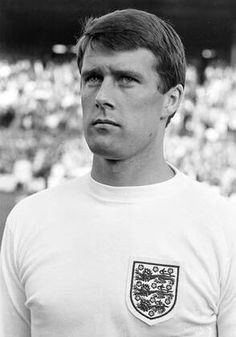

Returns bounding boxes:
[76,8,186,124]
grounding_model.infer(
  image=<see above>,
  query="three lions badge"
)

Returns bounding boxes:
[126,258,180,325]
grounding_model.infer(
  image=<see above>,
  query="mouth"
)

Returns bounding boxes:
[92,118,120,127]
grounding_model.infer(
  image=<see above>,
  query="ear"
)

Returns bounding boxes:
[160,84,184,120]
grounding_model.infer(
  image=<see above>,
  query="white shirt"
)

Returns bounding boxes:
[1,167,235,337]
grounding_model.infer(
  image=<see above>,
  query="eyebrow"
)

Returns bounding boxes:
[81,68,103,80]
[111,69,143,80]
[81,67,143,81]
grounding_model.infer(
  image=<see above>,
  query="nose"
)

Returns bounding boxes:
[95,78,114,110]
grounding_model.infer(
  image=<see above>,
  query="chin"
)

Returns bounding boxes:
[88,142,123,160]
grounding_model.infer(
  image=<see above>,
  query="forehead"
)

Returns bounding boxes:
[81,45,157,73]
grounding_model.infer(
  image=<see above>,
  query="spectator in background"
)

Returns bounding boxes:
[0,51,236,196]
[0,9,236,337]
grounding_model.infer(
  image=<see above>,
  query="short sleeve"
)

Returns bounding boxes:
[0,214,31,337]
[217,205,236,337]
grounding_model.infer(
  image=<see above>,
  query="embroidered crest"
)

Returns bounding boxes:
[126,259,180,325]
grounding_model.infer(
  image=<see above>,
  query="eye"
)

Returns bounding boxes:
[84,74,103,85]
[119,75,137,85]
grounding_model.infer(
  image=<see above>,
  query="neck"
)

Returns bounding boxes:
[91,149,174,187]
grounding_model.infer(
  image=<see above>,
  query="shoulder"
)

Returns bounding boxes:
[17,174,89,208]
[5,174,90,232]
[178,170,235,238]
[178,169,229,210]
[174,171,235,261]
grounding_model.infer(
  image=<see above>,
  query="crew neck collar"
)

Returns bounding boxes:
[85,165,188,203]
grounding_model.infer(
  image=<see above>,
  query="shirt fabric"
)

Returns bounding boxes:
[0,166,235,337]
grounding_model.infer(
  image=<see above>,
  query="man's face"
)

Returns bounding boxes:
[80,45,167,161]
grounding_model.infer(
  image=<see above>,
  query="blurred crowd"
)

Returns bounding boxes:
[0,57,236,200]
[166,64,236,199]
[0,59,91,192]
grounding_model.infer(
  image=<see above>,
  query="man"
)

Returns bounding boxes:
[0,8,235,337]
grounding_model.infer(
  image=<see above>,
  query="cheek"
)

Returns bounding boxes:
[81,92,95,119]
[81,85,97,106]
[128,92,162,123]
[124,93,162,140]
[129,89,162,110]
[81,92,90,110]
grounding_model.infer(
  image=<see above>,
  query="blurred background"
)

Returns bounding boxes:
[0,0,236,242]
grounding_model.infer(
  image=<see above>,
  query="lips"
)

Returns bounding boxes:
[92,118,120,127]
